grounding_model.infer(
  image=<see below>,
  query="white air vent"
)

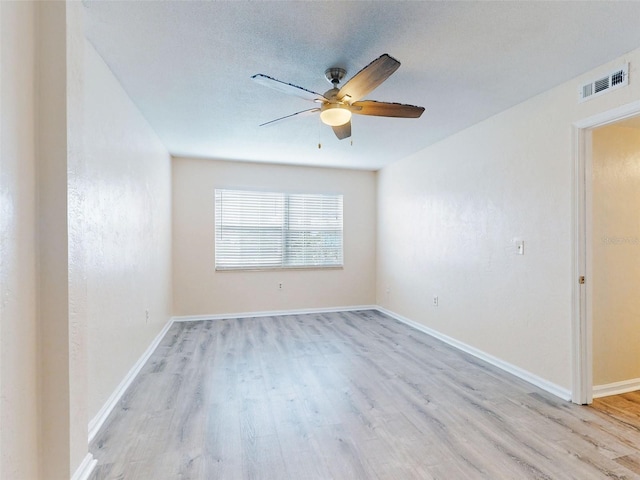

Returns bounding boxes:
[579,64,629,102]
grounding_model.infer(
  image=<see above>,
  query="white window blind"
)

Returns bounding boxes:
[215,189,343,270]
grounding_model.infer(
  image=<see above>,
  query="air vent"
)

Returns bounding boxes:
[579,64,629,103]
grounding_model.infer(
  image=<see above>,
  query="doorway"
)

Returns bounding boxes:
[573,100,640,406]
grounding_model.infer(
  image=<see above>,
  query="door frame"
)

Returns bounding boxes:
[572,100,640,404]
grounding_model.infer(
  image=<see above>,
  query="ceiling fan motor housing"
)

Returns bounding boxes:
[323,87,340,101]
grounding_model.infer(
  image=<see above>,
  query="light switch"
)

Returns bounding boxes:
[516,240,524,255]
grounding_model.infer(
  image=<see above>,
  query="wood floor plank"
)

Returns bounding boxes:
[592,391,640,432]
[241,433,287,480]
[203,402,243,479]
[616,454,640,475]
[89,310,640,479]
[310,423,382,480]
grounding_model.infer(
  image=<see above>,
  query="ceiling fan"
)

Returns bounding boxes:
[251,54,425,140]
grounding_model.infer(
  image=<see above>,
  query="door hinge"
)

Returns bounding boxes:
[579,276,585,285]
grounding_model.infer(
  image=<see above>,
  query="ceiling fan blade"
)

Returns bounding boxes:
[259,108,320,127]
[337,54,400,103]
[332,121,351,140]
[350,100,424,118]
[252,74,327,102]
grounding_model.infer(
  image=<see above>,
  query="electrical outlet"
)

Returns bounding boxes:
[432,296,438,307]
[516,240,524,255]
[278,282,283,290]
[145,309,150,323]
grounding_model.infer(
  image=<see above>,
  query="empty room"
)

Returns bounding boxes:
[3,1,640,479]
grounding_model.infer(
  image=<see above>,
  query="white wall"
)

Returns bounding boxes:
[377,47,640,393]
[67,2,89,471]
[592,123,640,386]
[78,41,173,420]
[38,2,74,475]
[1,3,172,477]
[0,3,39,478]
[172,157,376,315]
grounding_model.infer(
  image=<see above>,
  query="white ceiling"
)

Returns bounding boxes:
[83,1,640,171]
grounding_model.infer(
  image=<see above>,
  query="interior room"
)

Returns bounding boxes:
[2,1,640,479]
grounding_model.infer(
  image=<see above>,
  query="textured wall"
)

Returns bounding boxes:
[68,0,94,471]
[79,42,172,420]
[0,3,40,478]
[1,4,172,477]
[592,124,640,386]
[377,46,640,392]
[172,158,376,315]
[38,2,74,476]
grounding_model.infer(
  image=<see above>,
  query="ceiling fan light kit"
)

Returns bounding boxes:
[320,103,352,126]
[252,53,425,140]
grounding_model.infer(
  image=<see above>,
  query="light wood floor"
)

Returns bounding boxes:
[90,310,640,479]
[592,391,640,432]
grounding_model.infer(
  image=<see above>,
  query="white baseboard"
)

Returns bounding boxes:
[172,305,378,322]
[88,317,175,443]
[375,306,572,401]
[593,378,640,398]
[71,453,97,480]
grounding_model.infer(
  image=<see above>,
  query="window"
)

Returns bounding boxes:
[215,189,343,270]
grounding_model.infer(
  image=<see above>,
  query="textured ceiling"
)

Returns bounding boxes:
[83,1,640,170]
